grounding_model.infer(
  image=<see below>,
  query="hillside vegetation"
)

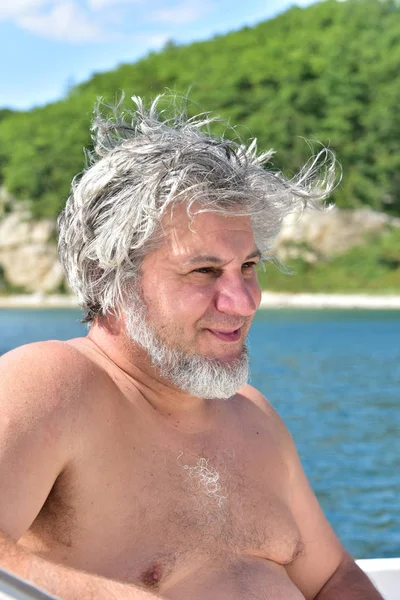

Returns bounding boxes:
[258,226,400,293]
[1,0,400,220]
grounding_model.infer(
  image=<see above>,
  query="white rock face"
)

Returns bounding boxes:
[273,207,400,262]
[0,211,65,293]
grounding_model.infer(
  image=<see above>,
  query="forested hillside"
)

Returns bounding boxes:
[1,0,400,219]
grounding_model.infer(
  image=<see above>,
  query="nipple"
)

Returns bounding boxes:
[140,563,164,588]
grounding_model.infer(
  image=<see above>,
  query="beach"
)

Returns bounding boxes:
[1,292,400,309]
[260,292,400,309]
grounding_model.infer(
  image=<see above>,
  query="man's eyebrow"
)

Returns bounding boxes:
[245,249,262,261]
[185,249,262,266]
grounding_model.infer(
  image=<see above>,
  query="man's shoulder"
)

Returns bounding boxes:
[237,384,293,445]
[0,340,108,539]
[238,384,279,418]
[0,338,96,381]
[0,339,99,420]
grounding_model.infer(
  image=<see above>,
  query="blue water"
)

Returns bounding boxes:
[0,308,399,559]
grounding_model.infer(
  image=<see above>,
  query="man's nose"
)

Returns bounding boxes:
[215,275,260,317]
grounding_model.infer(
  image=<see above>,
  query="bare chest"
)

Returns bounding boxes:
[26,428,302,590]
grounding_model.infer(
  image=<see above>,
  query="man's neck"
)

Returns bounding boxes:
[86,317,217,429]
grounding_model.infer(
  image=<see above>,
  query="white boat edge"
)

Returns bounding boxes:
[357,557,400,572]
[0,559,399,599]
[356,557,400,599]
[260,291,400,309]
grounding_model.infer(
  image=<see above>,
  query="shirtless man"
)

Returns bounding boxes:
[0,96,382,600]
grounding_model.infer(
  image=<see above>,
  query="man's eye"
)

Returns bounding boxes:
[242,262,257,270]
[194,267,215,274]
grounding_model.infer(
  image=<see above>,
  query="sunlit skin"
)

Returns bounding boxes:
[138,204,262,363]
[87,206,263,421]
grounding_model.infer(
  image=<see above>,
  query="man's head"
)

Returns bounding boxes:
[58,94,336,397]
[123,206,260,398]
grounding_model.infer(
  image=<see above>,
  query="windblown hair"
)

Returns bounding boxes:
[58,94,338,323]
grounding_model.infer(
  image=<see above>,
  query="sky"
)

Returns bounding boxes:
[0,0,317,111]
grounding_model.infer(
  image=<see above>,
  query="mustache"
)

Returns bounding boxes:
[199,317,252,330]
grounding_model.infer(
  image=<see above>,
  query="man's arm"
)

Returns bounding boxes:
[244,387,383,600]
[0,529,163,600]
[0,342,163,600]
[313,553,383,600]
[279,412,383,600]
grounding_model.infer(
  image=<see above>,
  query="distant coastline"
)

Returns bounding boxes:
[0,294,79,309]
[260,292,400,309]
[1,292,400,310]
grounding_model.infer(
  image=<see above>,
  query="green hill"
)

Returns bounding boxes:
[1,0,400,219]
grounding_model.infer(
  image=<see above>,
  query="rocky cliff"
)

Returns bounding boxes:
[0,208,64,293]
[274,206,400,262]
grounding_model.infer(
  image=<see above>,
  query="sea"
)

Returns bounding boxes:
[0,307,399,560]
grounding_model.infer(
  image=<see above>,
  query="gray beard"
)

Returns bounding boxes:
[123,293,249,400]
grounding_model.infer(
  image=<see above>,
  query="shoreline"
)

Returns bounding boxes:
[260,292,400,309]
[0,292,400,310]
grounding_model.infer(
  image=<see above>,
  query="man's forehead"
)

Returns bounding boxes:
[158,207,257,262]
[162,204,254,236]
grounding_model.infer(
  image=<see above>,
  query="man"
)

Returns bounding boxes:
[0,95,382,600]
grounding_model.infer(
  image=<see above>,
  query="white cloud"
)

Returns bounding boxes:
[17,1,106,42]
[136,32,170,46]
[0,0,47,20]
[87,0,142,10]
[0,0,209,43]
[1,0,311,45]
[149,0,212,26]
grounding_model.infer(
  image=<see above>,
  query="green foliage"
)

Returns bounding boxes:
[0,98,93,217]
[257,226,400,293]
[1,0,400,217]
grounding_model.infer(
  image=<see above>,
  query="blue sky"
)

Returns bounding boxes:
[0,0,317,110]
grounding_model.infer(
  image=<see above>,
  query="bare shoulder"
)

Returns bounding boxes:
[0,340,103,538]
[239,383,283,422]
[0,340,95,459]
[0,339,97,417]
[238,384,295,448]
[0,339,110,451]
[1,337,91,372]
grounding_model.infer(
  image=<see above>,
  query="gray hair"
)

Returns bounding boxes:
[58,94,338,323]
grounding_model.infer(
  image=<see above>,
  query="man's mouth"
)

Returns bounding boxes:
[206,328,242,342]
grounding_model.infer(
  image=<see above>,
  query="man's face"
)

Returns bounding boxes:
[124,204,262,398]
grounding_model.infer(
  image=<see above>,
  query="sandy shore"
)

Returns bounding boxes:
[0,292,400,309]
[260,292,400,309]
[0,294,80,308]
